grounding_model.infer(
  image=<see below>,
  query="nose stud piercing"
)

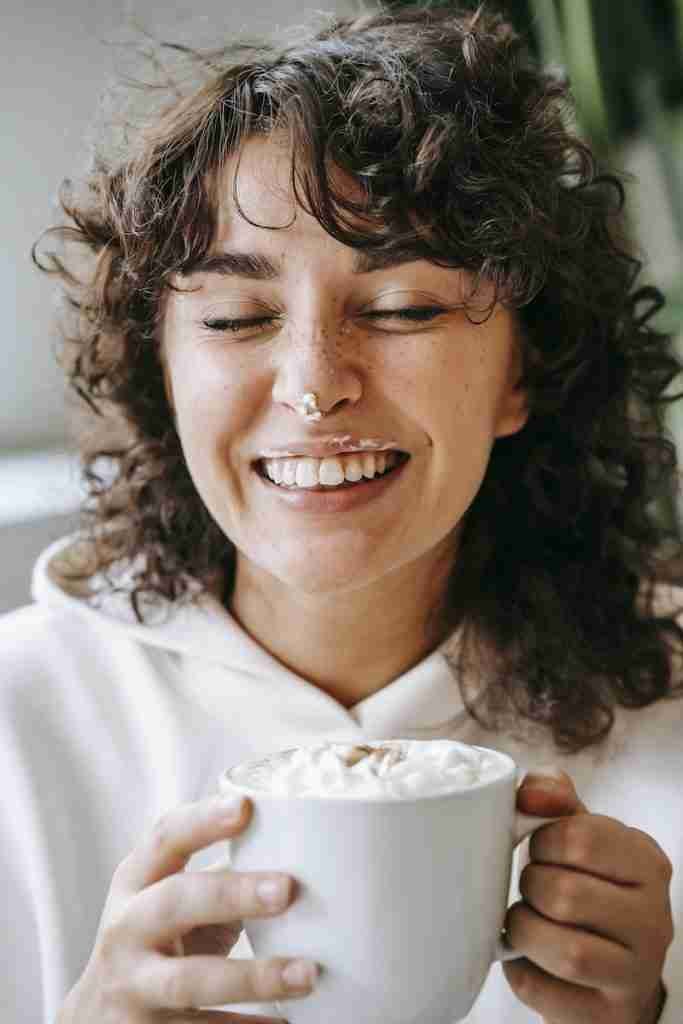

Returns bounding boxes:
[296,392,325,421]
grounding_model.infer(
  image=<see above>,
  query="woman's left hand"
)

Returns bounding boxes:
[503,769,674,1024]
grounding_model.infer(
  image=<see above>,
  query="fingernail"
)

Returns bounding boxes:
[281,959,318,992]
[521,766,564,790]
[257,876,291,909]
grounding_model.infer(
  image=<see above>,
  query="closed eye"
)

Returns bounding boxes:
[201,315,281,334]
[200,306,447,338]
[362,306,446,323]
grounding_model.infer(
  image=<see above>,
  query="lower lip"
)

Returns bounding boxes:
[254,457,410,513]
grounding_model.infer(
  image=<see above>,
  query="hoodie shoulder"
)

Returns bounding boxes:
[0,601,112,697]
[25,533,280,672]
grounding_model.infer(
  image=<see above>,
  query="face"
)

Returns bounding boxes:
[160,135,528,600]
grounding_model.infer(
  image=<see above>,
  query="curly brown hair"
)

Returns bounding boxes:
[33,2,683,751]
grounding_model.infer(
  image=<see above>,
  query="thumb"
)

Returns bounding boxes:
[516,766,588,817]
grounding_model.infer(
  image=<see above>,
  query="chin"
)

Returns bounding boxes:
[280,566,379,596]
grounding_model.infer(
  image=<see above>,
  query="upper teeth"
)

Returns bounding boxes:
[261,451,400,488]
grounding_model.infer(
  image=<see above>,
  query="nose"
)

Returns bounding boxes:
[271,320,363,419]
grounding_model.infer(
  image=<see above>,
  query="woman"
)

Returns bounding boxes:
[2,3,681,1022]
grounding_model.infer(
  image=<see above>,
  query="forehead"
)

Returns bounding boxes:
[211,133,365,246]
[201,134,498,309]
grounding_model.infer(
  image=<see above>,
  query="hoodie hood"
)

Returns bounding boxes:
[32,533,279,672]
[31,533,471,738]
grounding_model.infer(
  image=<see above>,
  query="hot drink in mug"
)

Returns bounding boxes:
[219,739,557,1024]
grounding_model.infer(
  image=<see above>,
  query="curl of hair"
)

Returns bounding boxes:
[33,2,683,751]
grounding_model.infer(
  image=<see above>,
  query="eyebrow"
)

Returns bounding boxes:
[183,248,422,279]
[183,252,279,280]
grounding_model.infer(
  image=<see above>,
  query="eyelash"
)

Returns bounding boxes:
[201,306,447,334]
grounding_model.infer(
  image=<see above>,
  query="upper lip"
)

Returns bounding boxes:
[255,437,406,461]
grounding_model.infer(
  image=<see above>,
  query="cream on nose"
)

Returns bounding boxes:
[271,325,364,415]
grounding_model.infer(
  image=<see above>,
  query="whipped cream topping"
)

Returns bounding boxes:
[224,740,508,800]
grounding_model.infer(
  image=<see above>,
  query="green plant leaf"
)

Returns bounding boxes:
[557,0,610,149]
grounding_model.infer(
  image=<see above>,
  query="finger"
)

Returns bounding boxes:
[129,871,295,947]
[164,1014,287,1023]
[135,953,319,1009]
[505,900,631,990]
[520,863,637,947]
[503,957,606,1024]
[517,768,588,817]
[529,815,659,884]
[114,796,251,892]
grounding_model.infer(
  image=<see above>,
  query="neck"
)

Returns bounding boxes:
[228,548,456,707]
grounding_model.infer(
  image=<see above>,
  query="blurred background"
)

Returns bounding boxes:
[2,0,682,612]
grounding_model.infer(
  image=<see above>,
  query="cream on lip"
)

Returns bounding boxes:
[257,438,403,459]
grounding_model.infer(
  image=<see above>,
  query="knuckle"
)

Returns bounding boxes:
[250,957,285,999]
[503,900,525,942]
[155,873,186,922]
[506,961,538,1007]
[518,864,533,899]
[230,871,255,911]
[159,964,193,1009]
[561,937,590,980]
[163,975,191,1010]
[665,916,675,949]
[628,828,673,883]
[654,914,675,953]
[148,812,176,857]
[89,971,132,1016]
[656,851,674,885]
[212,872,244,917]
[110,853,138,894]
[563,817,598,867]
[96,915,129,962]
[549,873,579,921]
[639,895,674,955]
[519,865,578,922]
[599,989,638,1021]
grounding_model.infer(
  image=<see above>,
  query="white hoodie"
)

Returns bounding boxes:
[1,533,682,1023]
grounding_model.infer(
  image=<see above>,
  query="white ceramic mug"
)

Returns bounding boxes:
[219,742,557,1024]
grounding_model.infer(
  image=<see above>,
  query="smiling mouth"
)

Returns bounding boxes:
[254,451,410,491]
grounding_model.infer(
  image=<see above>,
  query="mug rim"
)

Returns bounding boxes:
[218,740,518,804]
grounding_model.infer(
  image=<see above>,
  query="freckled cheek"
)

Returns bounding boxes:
[174,378,222,442]
[396,351,465,423]
[438,351,501,425]
[170,345,234,416]
[171,361,258,473]
[416,367,503,494]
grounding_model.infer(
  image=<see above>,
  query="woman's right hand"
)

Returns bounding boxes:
[57,794,318,1023]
